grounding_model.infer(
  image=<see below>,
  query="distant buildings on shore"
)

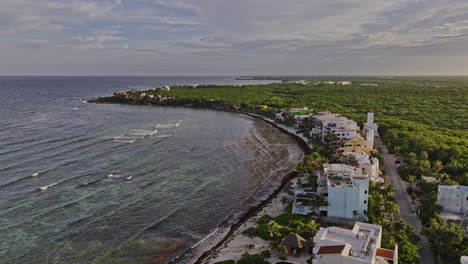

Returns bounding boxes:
[284,80,379,86]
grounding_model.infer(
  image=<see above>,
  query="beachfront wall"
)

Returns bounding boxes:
[327,178,369,220]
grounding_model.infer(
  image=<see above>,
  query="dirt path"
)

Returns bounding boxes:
[377,139,434,264]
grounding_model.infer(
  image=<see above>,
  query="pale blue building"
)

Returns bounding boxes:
[319,164,369,220]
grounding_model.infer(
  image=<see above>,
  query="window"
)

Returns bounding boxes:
[364,200,367,204]
[364,190,368,194]
[466,197,468,201]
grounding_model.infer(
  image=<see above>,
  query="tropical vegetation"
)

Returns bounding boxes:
[94,76,468,264]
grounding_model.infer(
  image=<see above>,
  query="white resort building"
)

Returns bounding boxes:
[341,151,384,183]
[312,222,398,264]
[311,112,358,141]
[317,164,369,220]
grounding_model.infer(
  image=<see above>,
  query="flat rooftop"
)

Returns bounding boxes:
[313,222,382,262]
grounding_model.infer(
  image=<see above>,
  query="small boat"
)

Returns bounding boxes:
[126,176,133,180]
[32,172,39,177]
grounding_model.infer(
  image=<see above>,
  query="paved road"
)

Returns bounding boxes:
[377,139,434,264]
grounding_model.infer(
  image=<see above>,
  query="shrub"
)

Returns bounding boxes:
[273,213,306,225]
[242,227,257,237]
[213,260,236,264]
[279,253,287,260]
[255,224,272,240]
[257,215,273,224]
[237,253,271,264]
[260,250,271,259]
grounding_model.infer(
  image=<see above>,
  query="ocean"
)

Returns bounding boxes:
[0,76,304,263]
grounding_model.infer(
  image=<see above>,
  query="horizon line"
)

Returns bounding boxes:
[1,74,468,77]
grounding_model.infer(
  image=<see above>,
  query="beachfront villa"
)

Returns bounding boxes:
[275,107,313,128]
[293,114,313,129]
[312,222,398,264]
[341,151,384,183]
[318,164,369,220]
[311,112,358,141]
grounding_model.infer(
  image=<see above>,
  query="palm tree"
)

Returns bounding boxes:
[266,221,281,240]
[408,152,417,166]
[432,160,443,176]
[280,195,290,205]
[310,195,328,212]
[393,145,401,155]
[420,151,429,161]
[417,160,431,176]
[408,175,416,189]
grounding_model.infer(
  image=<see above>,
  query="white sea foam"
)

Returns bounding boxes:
[191,227,219,248]
[156,135,171,138]
[114,139,136,143]
[39,182,57,190]
[157,123,178,128]
[130,129,152,136]
[32,172,39,177]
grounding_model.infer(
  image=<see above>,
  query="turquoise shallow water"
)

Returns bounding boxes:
[0,76,303,263]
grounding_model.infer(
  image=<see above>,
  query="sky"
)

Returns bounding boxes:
[1,0,468,76]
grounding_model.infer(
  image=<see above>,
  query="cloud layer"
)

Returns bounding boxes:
[1,0,468,75]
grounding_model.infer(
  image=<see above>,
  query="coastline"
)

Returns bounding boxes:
[88,99,312,264]
[164,110,311,264]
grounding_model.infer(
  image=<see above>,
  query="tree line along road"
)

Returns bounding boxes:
[377,139,434,264]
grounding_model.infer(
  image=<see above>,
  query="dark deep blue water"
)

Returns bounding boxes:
[0,76,303,264]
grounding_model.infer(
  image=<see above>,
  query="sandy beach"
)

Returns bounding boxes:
[189,177,313,264]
